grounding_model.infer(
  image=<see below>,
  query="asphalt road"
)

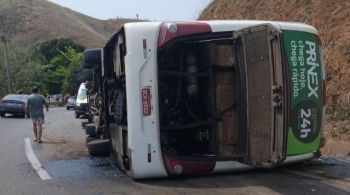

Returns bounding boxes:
[0,107,349,195]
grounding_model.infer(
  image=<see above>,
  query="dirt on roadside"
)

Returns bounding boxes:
[323,112,350,157]
[321,139,350,156]
[32,108,89,161]
[38,137,88,160]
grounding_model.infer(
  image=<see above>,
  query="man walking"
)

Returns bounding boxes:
[26,86,49,143]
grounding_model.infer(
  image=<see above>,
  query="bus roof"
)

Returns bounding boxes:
[123,20,318,35]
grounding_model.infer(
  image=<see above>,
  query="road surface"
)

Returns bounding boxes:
[0,107,349,194]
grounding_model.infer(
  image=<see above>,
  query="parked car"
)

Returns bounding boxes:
[49,94,63,102]
[0,94,29,118]
[66,96,76,110]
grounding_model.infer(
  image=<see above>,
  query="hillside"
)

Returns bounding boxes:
[199,0,350,140]
[0,0,137,47]
[200,0,350,108]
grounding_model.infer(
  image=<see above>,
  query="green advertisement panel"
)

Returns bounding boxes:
[283,30,323,155]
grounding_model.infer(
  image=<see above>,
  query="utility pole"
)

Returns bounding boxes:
[0,16,12,94]
[1,35,12,93]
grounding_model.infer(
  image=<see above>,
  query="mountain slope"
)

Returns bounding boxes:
[0,0,137,47]
[199,0,350,109]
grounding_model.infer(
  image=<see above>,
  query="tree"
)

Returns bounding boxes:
[0,38,85,97]
[33,38,85,63]
[60,47,83,95]
[33,46,83,95]
[31,39,85,95]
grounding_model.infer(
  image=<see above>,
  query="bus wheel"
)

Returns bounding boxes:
[85,123,96,136]
[88,114,93,123]
[86,135,97,144]
[87,139,111,157]
[82,69,93,82]
[81,121,89,128]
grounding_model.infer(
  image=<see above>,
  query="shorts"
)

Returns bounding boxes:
[32,117,45,125]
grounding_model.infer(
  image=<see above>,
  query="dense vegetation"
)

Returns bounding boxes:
[0,38,84,97]
[0,0,140,98]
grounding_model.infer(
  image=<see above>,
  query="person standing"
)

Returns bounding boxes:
[26,86,49,143]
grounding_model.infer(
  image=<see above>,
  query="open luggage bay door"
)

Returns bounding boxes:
[234,24,288,168]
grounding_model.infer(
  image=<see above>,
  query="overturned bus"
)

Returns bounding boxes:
[81,20,326,179]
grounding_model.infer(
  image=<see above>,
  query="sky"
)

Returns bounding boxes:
[47,0,213,21]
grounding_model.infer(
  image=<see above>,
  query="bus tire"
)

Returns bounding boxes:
[81,121,89,128]
[86,135,98,144]
[87,139,111,157]
[83,48,101,68]
[88,114,93,123]
[82,69,93,82]
[85,123,96,136]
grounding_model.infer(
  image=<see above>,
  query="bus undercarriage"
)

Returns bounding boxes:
[158,33,243,161]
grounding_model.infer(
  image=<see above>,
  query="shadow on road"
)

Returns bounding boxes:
[136,158,350,194]
[287,157,350,180]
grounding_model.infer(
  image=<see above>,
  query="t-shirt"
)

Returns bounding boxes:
[27,94,47,118]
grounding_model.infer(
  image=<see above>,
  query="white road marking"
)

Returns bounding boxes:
[24,138,52,180]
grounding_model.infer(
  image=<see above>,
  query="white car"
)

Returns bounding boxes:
[66,96,76,110]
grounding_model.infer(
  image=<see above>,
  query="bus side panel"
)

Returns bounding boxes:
[124,23,168,179]
[283,30,324,155]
